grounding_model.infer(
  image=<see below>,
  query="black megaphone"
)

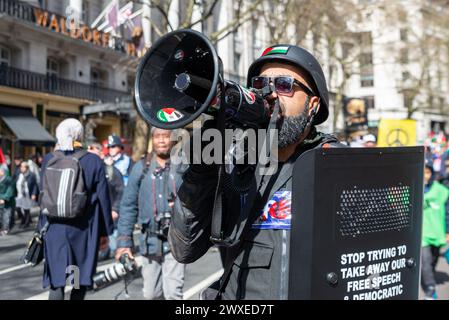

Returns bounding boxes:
[134,29,270,130]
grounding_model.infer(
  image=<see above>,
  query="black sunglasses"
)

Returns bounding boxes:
[251,76,315,96]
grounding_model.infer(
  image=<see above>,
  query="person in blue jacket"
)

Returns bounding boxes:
[38,118,114,300]
[107,134,133,186]
[116,127,186,300]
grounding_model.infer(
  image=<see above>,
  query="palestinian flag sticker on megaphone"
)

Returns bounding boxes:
[241,86,255,104]
[157,108,184,123]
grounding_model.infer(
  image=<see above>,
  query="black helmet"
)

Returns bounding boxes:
[247,45,329,125]
[107,134,123,148]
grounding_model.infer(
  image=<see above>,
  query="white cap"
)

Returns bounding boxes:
[362,134,376,143]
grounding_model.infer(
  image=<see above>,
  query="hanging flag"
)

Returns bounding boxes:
[119,1,134,26]
[123,15,144,55]
[106,0,119,29]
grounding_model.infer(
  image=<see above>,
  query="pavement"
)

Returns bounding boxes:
[0,217,223,300]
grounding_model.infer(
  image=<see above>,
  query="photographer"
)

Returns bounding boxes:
[168,45,345,299]
[116,127,185,300]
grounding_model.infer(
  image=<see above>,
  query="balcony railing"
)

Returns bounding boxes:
[0,0,128,55]
[0,65,129,102]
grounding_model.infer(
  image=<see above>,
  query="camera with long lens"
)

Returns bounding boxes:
[92,253,137,290]
[134,28,271,131]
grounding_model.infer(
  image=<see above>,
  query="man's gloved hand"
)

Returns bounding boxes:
[186,119,219,175]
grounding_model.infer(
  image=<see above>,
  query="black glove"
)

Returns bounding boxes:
[186,119,219,175]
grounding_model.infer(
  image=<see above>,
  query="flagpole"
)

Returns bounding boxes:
[90,0,115,28]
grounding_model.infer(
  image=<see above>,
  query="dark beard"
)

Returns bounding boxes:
[277,98,310,149]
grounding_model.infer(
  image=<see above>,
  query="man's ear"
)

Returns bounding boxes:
[308,96,320,117]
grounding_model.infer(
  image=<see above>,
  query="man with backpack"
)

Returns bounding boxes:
[115,127,185,300]
[37,118,114,300]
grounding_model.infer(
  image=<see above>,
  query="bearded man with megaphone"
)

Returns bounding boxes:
[132,29,344,299]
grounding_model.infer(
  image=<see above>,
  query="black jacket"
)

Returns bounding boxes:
[105,165,124,214]
[168,128,344,299]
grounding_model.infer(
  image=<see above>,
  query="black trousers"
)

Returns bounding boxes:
[421,245,441,295]
[19,208,31,226]
[48,286,88,300]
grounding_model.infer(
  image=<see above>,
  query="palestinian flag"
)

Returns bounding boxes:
[157,108,184,123]
[261,46,290,57]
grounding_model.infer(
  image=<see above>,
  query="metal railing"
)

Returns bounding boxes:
[0,65,129,102]
[0,0,33,20]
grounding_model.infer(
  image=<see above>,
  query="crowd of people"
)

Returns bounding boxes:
[0,154,42,235]
[0,117,187,300]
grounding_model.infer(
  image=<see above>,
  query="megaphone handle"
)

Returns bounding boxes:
[255,98,280,186]
[216,81,227,163]
[188,73,213,90]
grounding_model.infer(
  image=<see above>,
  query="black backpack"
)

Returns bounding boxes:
[40,150,88,219]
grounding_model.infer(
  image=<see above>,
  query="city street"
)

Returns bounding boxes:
[1,216,449,300]
[0,218,223,300]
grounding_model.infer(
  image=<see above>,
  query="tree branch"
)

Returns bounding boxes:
[188,0,220,29]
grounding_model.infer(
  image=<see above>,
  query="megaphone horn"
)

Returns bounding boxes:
[135,29,270,130]
[134,29,221,129]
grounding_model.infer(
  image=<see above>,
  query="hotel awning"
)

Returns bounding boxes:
[0,107,56,146]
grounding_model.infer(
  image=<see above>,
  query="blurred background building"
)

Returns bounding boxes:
[0,0,448,161]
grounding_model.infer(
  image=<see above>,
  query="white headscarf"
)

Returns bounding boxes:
[55,118,84,151]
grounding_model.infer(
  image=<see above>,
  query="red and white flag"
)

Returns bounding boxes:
[119,1,134,25]
[106,0,119,29]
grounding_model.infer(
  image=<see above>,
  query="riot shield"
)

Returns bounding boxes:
[289,146,424,300]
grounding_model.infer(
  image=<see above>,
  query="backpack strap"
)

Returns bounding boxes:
[138,152,153,190]
[52,150,65,158]
[39,221,50,237]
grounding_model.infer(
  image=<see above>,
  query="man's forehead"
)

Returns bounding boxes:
[152,128,171,136]
[259,62,308,80]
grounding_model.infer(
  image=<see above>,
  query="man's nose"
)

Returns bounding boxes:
[265,88,278,103]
